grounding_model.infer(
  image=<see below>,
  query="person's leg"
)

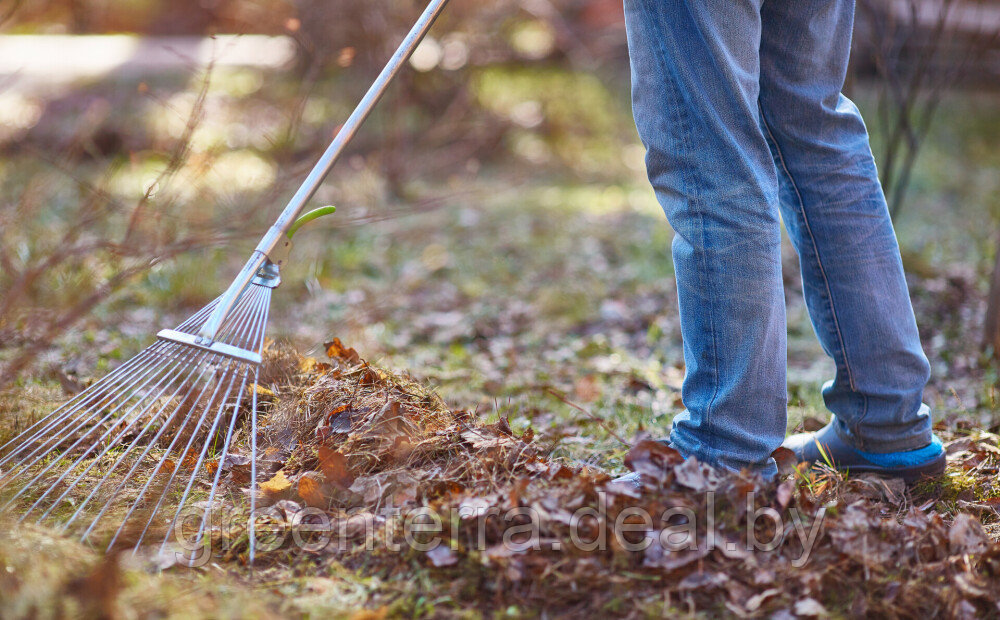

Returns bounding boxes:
[758,0,938,458]
[623,0,784,474]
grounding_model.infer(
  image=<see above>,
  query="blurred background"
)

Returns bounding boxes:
[1,0,999,466]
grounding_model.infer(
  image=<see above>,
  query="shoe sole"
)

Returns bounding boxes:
[827,453,947,485]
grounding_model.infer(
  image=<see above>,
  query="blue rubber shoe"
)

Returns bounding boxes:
[782,422,946,483]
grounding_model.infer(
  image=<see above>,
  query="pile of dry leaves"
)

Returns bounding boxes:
[190,339,1000,617]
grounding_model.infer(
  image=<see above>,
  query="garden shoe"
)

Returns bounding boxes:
[782,422,946,484]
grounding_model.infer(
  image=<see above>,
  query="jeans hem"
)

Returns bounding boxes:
[831,415,934,454]
[667,431,778,479]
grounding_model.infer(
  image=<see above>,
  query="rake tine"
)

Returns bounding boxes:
[0,301,219,461]
[126,358,240,553]
[0,336,210,480]
[0,296,225,460]
[169,367,249,562]
[184,288,271,557]
[0,339,207,473]
[0,345,171,469]
[105,289,267,551]
[60,351,220,533]
[63,291,265,532]
[36,348,216,524]
[246,289,271,565]
[157,289,269,556]
[0,289,255,472]
[3,344,207,515]
[249,365,259,565]
[92,357,221,547]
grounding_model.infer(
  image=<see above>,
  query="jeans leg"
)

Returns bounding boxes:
[624,0,785,473]
[758,0,932,452]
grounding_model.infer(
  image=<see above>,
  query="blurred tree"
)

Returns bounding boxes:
[853,0,999,220]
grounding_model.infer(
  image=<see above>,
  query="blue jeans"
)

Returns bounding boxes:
[624,0,933,475]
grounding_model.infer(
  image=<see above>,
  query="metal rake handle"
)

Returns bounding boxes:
[197,0,450,343]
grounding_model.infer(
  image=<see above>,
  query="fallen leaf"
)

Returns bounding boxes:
[325,404,354,433]
[338,512,380,538]
[298,471,328,507]
[745,588,781,612]
[771,446,798,476]
[318,446,355,489]
[801,417,825,432]
[348,607,388,620]
[643,537,710,570]
[573,375,601,402]
[775,479,794,509]
[261,470,292,497]
[221,454,251,470]
[159,459,176,475]
[674,457,711,491]
[324,338,361,364]
[949,513,990,555]
[273,499,302,516]
[678,571,728,590]
[624,439,684,478]
[794,597,828,617]
[459,495,495,519]
[426,544,458,567]
[461,429,518,450]
[547,463,574,481]
[253,384,276,399]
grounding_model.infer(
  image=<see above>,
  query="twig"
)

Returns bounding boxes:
[542,387,628,447]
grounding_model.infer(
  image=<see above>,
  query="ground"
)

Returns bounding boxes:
[2,50,1000,617]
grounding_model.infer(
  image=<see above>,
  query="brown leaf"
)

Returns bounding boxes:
[794,598,828,617]
[643,536,710,570]
[624,439,684,478]
[461,429,518,451]
[273,499,302,516]
[324,337,361,364]
[348,607,388,620]
[339,512,380,538]
[776,479,794,510]
[318,446,355,489]
[771,446,798,476]
[547,463,574,481]
[260,470,292,497]
[298,471,328,507]
[801,417,825,432]
[678,571,728,591]
[426,544,458,567]
[459,495,496,519]
[949,513,990,555]
[674,457,714,491]
[573,375,601,403]
[324,404,354,433]
[221,454,251,469]
[745,588,782,612]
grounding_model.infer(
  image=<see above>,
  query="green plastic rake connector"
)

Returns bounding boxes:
[287,205,337,239]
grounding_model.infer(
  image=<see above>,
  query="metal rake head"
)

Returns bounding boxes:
[0,273,275,563]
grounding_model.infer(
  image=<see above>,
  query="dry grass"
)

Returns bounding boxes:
[4,338,1000,617]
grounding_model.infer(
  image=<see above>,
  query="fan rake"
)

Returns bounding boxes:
[0,270,274,561]
[0,0,449,562]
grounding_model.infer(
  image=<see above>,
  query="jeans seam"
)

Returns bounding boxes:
[757,105,869,433]
[638,4,722,450]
